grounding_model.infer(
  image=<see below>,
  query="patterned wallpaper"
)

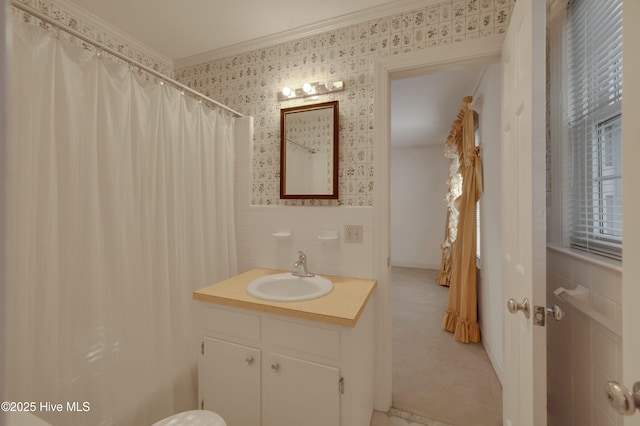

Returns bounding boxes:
[10,0,173,79]
[12,0,514,206]
[177,0,514,206]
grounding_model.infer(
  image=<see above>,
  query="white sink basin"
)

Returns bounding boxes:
[246,273,333,302]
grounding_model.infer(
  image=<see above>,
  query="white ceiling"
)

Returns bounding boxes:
[66,0,485,149]
[68,0,405,61]
[391,65,485,149]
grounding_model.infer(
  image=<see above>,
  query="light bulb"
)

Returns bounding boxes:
[282,87,291,97]
[303,82,312,93]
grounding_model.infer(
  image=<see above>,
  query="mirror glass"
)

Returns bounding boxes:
[280,101,339,199]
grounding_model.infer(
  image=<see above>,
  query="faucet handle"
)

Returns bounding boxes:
[293,250,313,277]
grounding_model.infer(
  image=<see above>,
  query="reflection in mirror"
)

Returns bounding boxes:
[280,101,339,199]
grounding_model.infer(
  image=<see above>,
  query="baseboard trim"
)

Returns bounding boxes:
[480,328,504,386]
[390,262,440,270]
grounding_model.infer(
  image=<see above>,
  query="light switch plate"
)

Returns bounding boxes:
[344,225,363,243]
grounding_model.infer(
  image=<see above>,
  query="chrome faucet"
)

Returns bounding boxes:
[293,250,314,277]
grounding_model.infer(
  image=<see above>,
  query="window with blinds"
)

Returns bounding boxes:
[566,0,623,260]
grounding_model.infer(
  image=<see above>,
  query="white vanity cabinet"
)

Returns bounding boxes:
[201,337,261,425]
[262,352,341,426]
[199,305,263,425]
[197,298,375,426]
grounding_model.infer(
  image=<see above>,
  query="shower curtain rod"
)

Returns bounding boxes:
[286,137,316,154]
[10,0,244,118]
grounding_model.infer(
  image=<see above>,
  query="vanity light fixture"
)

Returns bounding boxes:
[278,80,344,101]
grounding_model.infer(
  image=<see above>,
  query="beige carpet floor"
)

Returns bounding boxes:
[391,267,502,426]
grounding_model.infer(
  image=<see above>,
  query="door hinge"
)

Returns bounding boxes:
[201,341,204,355]
[339,377,344,394]
[201,399,204,410]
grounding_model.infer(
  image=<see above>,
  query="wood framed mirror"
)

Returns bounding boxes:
[280,100,339,199]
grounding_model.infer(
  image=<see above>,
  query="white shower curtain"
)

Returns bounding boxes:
[7,20,237,426]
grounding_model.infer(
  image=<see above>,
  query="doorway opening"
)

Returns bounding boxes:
[371,37,504,414]
[388,62,503,424]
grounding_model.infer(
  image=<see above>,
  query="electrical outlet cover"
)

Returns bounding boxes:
[344,225,363,243]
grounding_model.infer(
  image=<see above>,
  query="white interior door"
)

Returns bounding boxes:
[500,0,546,424]
[620,1,640,425]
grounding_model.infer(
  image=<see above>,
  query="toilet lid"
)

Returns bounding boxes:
[152,410,227,426]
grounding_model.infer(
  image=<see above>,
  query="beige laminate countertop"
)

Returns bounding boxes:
[193,268,376,328]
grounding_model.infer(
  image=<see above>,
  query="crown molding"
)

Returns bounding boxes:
[173,0,442,70]
[48,0,174,72]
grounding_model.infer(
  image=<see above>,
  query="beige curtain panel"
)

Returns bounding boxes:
[440,96,483,344]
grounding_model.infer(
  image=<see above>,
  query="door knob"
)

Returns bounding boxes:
[546,305,564,321]
[605,381,640,415]
[507,297,530,319]
[532,304,565,326]
[245,356,254,365]
[270,363,280,372]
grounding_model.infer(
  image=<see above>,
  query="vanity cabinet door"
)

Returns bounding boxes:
[263,352,341,426]
[201,337,261,426]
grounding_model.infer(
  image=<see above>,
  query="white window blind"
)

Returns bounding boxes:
[566,0,623,260]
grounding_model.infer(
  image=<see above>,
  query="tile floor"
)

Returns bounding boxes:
[371,409,451,426]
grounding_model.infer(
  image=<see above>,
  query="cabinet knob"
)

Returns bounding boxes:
[270,363,280,372]
[245,356,254,365]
